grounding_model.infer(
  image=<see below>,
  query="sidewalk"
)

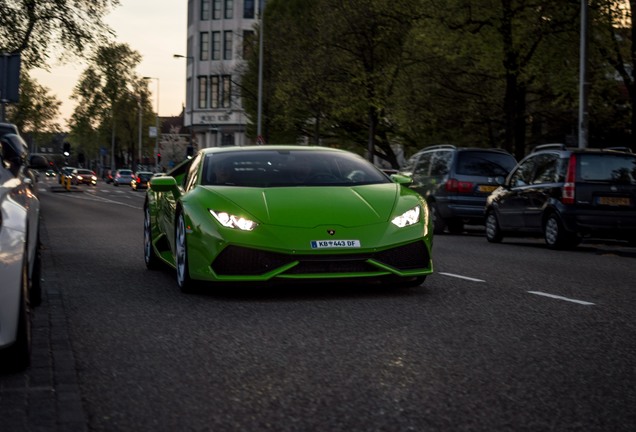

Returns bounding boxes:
[0,219,87,432]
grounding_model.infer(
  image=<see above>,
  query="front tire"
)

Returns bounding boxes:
[176,212,196,293]
[544,212,580,249]
[429,202,446,235]
[144,205,161,270]
[485,210,503,243]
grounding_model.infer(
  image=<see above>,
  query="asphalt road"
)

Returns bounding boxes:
[15,178,636,431]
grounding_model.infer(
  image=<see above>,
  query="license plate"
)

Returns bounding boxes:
[478,185,498,193]
[310,240,361,249]
[597,196,631,206]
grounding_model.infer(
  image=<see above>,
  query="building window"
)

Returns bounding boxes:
[201,0,211,20]
[244,0,255,19]
[213,0,221,19]
[198,76,208,108]
[242,30,255,59]
[200,32,210,61]
[224,0,234,19]
[210,76,220,108]
[212,31,221,60]
[222,75,231,108]
[223,31,233,60]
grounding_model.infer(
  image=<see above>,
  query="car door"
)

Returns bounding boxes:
[522,153,560,229]
[495,156,537,229]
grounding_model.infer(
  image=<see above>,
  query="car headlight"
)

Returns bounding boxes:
[209,210,258,231]
[391,206,421,228]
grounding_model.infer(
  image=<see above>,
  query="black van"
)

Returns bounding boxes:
[485,144,636,248]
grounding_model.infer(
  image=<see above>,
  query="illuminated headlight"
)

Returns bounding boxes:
[391,206,421,228]
[77,176,83,180]
[210,210,258,231]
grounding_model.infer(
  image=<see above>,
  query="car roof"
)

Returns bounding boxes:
[412,145,512,155]
[198,145,353,156]
[530,143,635,155]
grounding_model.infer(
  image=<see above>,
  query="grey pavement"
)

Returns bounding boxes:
[0,217,87,432]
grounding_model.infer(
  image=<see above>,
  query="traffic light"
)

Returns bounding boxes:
[63,142,71,156]
[186,146,194,158]
[157,153,161,163]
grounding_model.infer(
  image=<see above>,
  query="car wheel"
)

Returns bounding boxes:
[0,258,31,372]
[544,213,580,249]
[485,210,503,243]
[429,203,446,235]
[144,206,161,270]
[176,212,196,293]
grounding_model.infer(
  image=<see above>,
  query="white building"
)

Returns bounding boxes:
[181,0,260,148]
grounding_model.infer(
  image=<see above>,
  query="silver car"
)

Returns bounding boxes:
[0,133,45,372]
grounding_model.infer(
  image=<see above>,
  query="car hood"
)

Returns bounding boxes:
[199,184,401,228]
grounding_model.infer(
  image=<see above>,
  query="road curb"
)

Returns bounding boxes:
[0,217,88,431]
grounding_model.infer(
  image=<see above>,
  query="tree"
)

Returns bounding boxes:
[0,0,118,68]
[6,71,61,133]
[68,43,155,169]
[591,0,636,151]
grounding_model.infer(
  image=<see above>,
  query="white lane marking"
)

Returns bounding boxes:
[528,291,595,306]
[439,272,486,283]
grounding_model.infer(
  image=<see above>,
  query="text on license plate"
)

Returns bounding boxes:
[478,185,498,193]
[311,240,361,249]
[597,196,631,206]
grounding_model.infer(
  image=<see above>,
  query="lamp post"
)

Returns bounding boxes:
[143,76,160,168]
[173,54,196,150]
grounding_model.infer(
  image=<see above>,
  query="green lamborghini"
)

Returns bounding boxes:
[144,146,434,291]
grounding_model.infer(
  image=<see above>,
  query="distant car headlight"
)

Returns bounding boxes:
[391,206,421,228]
[209,210,258,231]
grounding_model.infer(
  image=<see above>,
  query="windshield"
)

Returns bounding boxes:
[201,150,391,187]
[456,151,516,177]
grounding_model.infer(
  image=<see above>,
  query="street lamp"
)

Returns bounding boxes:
[173,54,196,150]
[143,76,160,168]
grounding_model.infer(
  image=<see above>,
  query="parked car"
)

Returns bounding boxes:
[113,169,134,186]
[144,146,434,292]
[71,168,97,185]
[400,145,517,234]
[485,144,636,248]
[131,171,153,191]
[0,133,46,372]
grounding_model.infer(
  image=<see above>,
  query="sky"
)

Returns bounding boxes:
[31,0,188,126]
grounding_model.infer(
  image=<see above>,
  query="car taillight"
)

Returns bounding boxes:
[445,178,473,193]
[562,154,577,204]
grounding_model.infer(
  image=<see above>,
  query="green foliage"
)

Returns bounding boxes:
[5,71,61,133]
[68,43,155,168]
[0,0,118,68]
[243,0,636,164]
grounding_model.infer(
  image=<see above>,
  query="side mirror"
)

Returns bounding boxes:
[390,173,414,186]
[149,175,178,192]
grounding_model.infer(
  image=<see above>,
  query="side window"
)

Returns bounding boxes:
[509,157,536,187]
[532,154,559,184]
[184,154,202,191]
[413,153,432,176]
[430,151,452,176]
